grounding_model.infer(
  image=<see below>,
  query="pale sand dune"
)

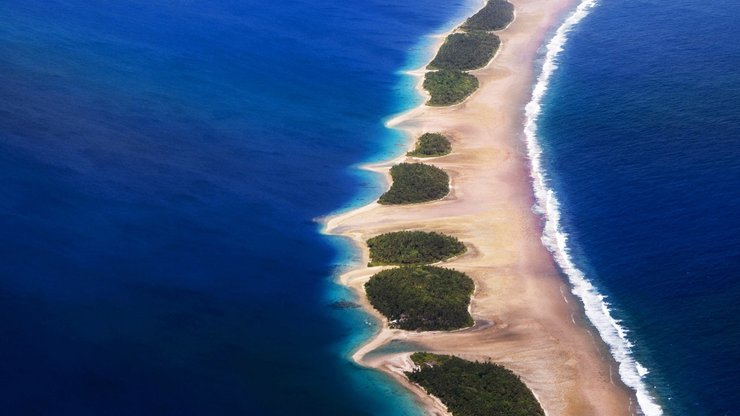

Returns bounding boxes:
[324,0,637,414]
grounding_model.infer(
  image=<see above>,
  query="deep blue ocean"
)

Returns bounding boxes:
[1,0,739,415]
[0,0,475,414]
[537,0,740,414]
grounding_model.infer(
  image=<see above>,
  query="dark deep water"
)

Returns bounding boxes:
[0,0,475,414]
[538,0,740,414]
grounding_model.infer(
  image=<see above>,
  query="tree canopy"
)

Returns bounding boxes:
[365,266,474,331]
[378,163,449,204]
[423,70,479,106]
[408,132,452,157]
[367,230,466,266]
[428,31,500,71]
[407,353,545,416]
[462,0,515,31]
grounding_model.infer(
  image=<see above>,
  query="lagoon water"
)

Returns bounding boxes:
[2,0,739,415]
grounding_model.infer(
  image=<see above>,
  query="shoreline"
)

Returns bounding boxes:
[324,0,638,414]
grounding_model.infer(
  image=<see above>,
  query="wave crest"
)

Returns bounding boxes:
[523,0,664,414]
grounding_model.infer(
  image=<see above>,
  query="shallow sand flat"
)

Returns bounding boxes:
[325,0,637,414]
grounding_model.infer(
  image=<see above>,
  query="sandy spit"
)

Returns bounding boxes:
[323,0,637,414]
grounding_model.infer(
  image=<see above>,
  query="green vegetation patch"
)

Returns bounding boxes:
[378,163,449,205]
[423,70,479,106]
[408,133,452,157]
[462,0,515,31]
[407,353,545,416]
[367,231,466,266]
[365,266,474,331]
[428,31,500,71]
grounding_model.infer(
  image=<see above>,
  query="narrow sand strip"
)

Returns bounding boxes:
[325,0,637,414]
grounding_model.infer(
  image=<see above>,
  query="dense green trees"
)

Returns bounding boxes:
[408,132,452,157]
[428,31,501,71]
[462,0,515,31]
[378,163,449,204]
[407,353,545,416]
[367,231,466,266]
[422,0,515,107]
[365,266,474,331]
[424,70,479,106]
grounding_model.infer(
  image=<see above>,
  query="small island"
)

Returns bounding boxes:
[428,31,501,71]
[407,132,452,157]
[367,230,466,266]
[378,163,449,204]
[406,353,545,416]
[424,70,479,107]
[365,266,474,331]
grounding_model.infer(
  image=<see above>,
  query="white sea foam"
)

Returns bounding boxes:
[523,1,664,415]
